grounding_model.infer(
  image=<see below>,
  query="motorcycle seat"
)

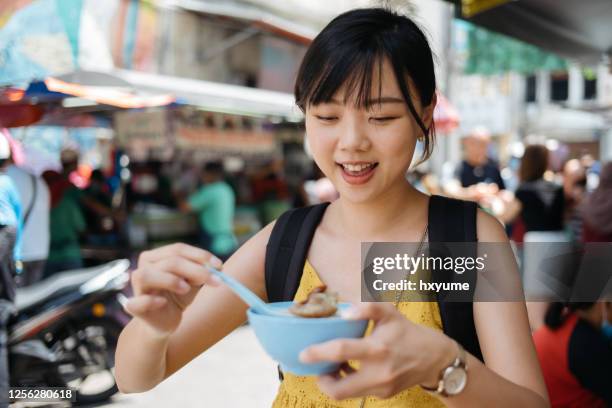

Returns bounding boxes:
[15,260,130,312]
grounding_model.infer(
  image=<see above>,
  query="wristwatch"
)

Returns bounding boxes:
[420,341,468,397]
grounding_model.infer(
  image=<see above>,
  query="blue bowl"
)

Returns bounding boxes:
[247,302,368,376]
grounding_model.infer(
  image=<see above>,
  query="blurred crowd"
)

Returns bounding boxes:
[1,125,611,406]
[413,127,612,245]
[0,129,342,290]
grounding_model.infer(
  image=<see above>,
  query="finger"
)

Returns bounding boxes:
[300,338,386,364]
[317,369,381,401]
[139,243,223,268]
[341,302,398,322]
[137,268,192,295]
[124,295,167,316]
[153,257,219,287]
[319,362,357,382]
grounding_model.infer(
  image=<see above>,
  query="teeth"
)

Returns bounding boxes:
[342,163,374,172]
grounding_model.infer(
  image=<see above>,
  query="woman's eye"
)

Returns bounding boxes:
[315,115,338,122]
[370,116,398,123]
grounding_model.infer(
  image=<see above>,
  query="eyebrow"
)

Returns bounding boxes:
[327,97,405,105]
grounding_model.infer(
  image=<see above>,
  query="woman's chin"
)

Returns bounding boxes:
[337,185,381,204]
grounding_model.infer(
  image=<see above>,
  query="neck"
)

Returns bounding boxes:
[467,157,486,167]
[333,180,427,240]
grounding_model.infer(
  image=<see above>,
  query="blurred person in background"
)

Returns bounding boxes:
[444,127,515,224]
[42,148,86,277]
[456,126,505,190]
[409,169,441,195]
[581,162,612,242]
[250,160,291,224]
[508,144,565,242]
[508,145,566,332]
[303,163,339,205]
[126,160,175,209]
[178,161,237,261]
[81,169,119,246]
[533,301,612,407]
[0,133,21,405]
[562,159,587,242]
[6,153,50,287]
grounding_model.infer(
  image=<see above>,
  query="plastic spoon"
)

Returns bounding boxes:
[206,265,292,317]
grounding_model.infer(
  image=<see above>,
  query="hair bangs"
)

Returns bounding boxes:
[297,45,395,111]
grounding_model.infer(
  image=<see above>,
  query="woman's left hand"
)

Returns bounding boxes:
[299,303,457,400]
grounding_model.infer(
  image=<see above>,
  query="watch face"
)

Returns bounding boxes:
[443,367,467,395]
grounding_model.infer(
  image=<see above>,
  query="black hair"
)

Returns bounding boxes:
[544,302,596,329]
[295,7,437,162]
[203,161,224,175]
[91,169,105,183]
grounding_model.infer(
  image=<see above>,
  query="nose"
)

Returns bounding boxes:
[337,114,371,152]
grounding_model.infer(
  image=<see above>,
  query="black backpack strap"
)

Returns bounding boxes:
[265,203,330,302]
[428,195,483,361]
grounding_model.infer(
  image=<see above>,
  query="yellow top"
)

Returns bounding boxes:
[272,260,445,408]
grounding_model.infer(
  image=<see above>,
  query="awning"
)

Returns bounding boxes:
[448,0,612,65]
[111,69,302,121]
[25,73,176,109]
[526,105,606,141]
[165,0,318,45]
[0,70,176,127]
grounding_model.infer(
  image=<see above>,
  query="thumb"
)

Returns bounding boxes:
[124,294,167,316]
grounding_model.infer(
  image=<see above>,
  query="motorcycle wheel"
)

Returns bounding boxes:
[51,317,123,405]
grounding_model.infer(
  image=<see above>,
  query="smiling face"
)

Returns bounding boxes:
[304,58,434,204]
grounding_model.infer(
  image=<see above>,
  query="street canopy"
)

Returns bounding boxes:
[449,0,612,65]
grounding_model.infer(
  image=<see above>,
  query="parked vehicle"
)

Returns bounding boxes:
[9,259,131,405]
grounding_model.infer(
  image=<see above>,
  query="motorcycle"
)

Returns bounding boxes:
[8,259,131,405]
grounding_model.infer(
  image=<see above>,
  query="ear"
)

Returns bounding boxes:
[422,92,437,130]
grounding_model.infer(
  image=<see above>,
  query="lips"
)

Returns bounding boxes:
[337,162,378,185]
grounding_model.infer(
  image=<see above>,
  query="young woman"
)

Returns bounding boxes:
[510,144,565,242]
[115,8,549,407]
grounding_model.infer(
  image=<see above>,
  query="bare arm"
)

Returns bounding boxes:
[115,222,274,393]
[441,210,548,407]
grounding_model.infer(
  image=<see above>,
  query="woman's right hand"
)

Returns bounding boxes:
[124,243,223,338]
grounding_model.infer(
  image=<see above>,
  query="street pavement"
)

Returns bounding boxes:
[104,326,280,408]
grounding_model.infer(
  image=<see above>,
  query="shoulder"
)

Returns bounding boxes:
[430,195,507,242]
[221,182,236,194]
[212,182,233,194]
[189,185,207,198]
[477,207,508,242]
